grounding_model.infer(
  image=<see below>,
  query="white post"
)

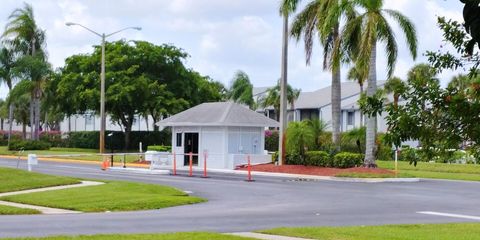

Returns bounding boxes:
[394,147,398,177]
[139,142,143,153]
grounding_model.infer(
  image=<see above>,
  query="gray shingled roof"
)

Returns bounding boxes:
[158,102,279,127]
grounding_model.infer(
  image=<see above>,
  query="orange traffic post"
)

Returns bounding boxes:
[101,159,108,171]
[172,152,177,176]
[245,155,254,182]
[202,151,209,178]
[189,152,193,177]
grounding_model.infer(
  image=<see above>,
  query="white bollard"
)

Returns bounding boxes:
[27,154,38,172]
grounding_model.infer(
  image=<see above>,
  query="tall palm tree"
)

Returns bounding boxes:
[347,65,367,126]
[284,0,356,151]
[341,0,417,167]
[3,3,47,140]
[228,70,255,109]
[0,46,17,145]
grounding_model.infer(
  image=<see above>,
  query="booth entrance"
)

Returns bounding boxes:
[184,132,199,166]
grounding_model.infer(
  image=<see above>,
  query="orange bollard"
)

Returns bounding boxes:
[189,152,193,177]
[245,155,254,182]
[172,152,177,176]
[202,151,209,178]
[101,160,108,171]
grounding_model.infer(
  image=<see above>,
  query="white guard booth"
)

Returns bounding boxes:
[158,102,279,169]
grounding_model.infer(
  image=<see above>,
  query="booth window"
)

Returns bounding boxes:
[176,133,182,147]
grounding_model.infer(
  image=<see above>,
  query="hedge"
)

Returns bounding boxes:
[332,152,364,168]
[265,130,279,152]
[8,140,51,151]
[147,145,172,152]
[65,130,171,150]
[305,151,331,167]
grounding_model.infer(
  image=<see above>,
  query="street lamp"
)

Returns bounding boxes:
[65,22,141,154]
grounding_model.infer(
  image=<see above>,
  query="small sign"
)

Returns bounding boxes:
[27,154,38,165]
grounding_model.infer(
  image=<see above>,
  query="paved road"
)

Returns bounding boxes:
[0,158,480,238]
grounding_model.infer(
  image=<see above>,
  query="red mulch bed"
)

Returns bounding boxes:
[236,163,394,177]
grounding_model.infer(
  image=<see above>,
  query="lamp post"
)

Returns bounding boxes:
[65,22,141,154]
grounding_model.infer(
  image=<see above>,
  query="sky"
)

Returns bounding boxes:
[0,0,466,99]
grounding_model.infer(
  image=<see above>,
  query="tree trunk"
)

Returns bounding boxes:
[35,94,41,140]
[278,14,289,165]
[8,104,13,146]
[68,116,71,132]
[359,84,364,127]
[331,25,342,151]
[29,97,34,140]
[364,42,378,168]
[22,123,26,140]
[124,125,131,151]
[152,115,159,132]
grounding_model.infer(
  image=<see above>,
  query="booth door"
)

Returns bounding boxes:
[184,132,199,166]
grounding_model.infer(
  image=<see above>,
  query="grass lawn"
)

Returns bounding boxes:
[0,167,80,193]
[334,172,413,178]
[260,223,480,240]
[0,181,205,212]
[377,160,480,181]
[3,232,255,240]
[0,146,142,163]
[0,204,40,215]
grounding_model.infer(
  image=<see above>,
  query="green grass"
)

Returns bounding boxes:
[3,232,255,240]
[334,172,413,178]
[377,160,480,181]
[0,167,80,193]
[0,204,40,215]
[0,146,143,163]
[260,223,480,240]
[0,181,205,212]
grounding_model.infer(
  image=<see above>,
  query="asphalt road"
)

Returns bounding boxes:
[0,158,480,238]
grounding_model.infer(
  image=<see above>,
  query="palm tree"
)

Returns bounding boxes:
[7,79,32,139]
[384,76,406,110]
[0,46,17,145]
[306,118,329,150]
[347,65,367,126]
[341,0,417,167]
[228,70,255,109]
[3,3,47,140]
[285,0,356,151]
[286,121,315,160]
[260,82,301,121]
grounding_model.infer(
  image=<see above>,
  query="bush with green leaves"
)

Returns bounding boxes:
[305,151,331,167]
[286,121,315,159]
[333,152,364,168]
[285,152,303,165]
[8,140,51,151]
[65,130,171,150]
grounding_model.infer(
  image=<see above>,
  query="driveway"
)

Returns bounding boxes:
[0,158,479,238]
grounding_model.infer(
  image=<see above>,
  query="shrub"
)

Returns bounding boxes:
[8,140,51,151]
[285,152,303,165]
[39,131,64,147]
[271,151,279,163]
[333,152,364,168]
[305,151,331,167]
[147,145,171,152]
[265,130,279,152]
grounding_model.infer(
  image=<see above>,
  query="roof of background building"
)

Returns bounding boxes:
[158,102,279,127]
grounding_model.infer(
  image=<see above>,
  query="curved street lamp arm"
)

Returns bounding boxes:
[65,22,102,38]
[105,27,142,38]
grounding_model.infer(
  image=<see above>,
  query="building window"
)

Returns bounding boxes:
[300,109,319,121]
[347,111,355,126]
[176,133,182,147]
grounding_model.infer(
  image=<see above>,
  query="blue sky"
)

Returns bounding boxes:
[0,0,465,99]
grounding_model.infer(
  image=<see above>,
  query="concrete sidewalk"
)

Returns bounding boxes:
[229,232,314,240]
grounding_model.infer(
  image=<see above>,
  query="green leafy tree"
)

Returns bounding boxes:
[341,0,418,167]
[7,79,31,139]
[228,71,254,109]
[384,76,407,110]
[347,65,367,126]
[0,46,17,141]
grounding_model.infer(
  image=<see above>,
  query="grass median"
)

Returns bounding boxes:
[0,181,205,212]
[0,205,40,215]
[377,160,480,181]
[0,167,80,193]
[260,223,480,240]
[3,232,255,240]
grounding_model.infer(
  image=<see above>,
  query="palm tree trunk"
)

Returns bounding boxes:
[29,97,34,140]
[331,26,341,151]
[364,42,378,168]
[278,13,289,165]
[359,84,364,127]
[7,104,14,145]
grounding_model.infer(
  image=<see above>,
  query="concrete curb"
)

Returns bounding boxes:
[228,232,314,240]
[108,167,169,175]
[0,154,149,168]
